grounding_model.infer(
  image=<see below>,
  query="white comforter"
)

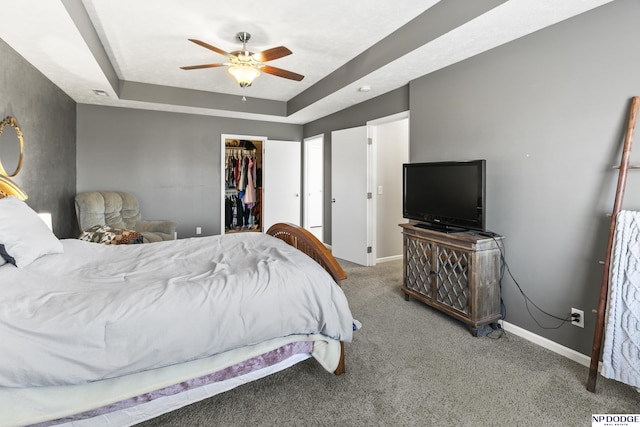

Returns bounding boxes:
[0,233,353,387]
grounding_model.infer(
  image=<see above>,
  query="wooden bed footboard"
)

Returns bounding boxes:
[266,223,346,284]
[266,223,347,375]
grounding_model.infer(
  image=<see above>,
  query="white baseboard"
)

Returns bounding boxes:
[325,249,401,265]
[501,320,592,368]
[329,252,592,368]
[376,255,403,263]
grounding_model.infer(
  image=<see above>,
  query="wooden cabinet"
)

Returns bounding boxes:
[400,223,503,335]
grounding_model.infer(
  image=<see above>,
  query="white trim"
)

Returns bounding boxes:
[303,134,324,239]
[366,111,409,265]
[366,125,376,266]
[500,320,593,369]
[377,255,403,263]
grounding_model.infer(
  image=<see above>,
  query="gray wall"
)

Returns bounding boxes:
[303,86,410,243]
[0,39,76,238]
[76,105,302,237]
[409,0,640,355]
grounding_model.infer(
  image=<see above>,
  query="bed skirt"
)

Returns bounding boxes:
[1,335,341,427]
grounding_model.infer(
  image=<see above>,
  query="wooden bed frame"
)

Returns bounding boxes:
[266,222,347,375]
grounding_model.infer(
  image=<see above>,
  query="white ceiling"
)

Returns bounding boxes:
[0,0,613,124]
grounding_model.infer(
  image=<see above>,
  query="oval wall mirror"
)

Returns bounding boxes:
[0,116,24,178]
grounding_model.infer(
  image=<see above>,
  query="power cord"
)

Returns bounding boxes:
[485,232,575,330]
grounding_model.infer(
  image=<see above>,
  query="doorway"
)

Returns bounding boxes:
[369,113,409,262]
[220,134,302,235]
[221,135,265,234]
[330,112,409,266]
[304,135,324,242]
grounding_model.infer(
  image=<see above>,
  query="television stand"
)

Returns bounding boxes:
[414,222,466,234]
[400,223,503,335]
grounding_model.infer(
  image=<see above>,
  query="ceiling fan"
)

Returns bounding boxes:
[180,32,304,88]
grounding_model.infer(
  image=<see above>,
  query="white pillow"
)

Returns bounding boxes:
[0,196,63,267]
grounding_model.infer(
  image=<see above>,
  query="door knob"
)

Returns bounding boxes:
[331,198,336,203]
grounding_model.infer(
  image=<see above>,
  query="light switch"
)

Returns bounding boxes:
[377,186,383,195]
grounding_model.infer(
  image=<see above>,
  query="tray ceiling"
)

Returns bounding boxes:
[0,0,613,124]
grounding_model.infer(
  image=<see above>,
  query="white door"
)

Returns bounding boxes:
[263,140,301,231]
[304,136,323,241]
[331,126,372,266]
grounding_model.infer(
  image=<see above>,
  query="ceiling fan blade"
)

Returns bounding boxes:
[261,65,304,81]
[180,63,226,70]
[254,46,292,62]
[188,39,230,57]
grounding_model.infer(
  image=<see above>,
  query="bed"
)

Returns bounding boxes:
[0,191,354,426]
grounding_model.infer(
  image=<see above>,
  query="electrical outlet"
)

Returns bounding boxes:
[196,227,202,235]
[571,308,584,328]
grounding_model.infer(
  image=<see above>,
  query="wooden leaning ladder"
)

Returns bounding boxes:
[587,96,640,393]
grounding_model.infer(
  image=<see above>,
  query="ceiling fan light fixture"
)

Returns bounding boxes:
[182,33,303,87]
[228,65,260,88]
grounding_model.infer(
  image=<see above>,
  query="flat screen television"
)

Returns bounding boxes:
[402,160,486,232]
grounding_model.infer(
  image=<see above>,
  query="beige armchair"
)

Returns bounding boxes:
[75,191,176,243]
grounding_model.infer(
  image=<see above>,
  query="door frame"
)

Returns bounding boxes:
[367,111,410,262]
[220,133,267,235]
[327,111,410,265]
[303,134,324,242]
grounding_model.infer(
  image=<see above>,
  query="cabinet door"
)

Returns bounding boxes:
[434,245,470,315]
[404,235,435,298]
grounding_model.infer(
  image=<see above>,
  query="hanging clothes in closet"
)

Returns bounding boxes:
[224,143,260,232]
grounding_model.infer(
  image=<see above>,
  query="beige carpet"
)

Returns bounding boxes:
[138,259,639,426]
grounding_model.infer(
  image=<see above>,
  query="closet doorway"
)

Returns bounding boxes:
[220,134,301,235]
[303,135,323,242]
[221,135,265,234]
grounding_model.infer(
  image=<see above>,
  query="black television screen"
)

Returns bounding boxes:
[402,160,486,232]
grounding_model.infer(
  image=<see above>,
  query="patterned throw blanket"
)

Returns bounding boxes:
[601,210,640,388]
